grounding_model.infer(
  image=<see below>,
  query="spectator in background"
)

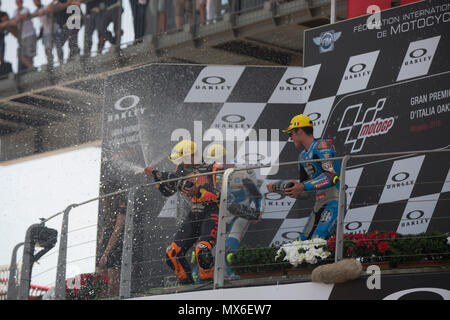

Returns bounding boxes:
[0,11,13,77]
[32,0,64,67]
[173,0,209,30]
[0,11,8,63]
[157,0,166,34]
[230,0,240,13]
[97,0,123,53]
[13,0,37,72]
[197,0,206,25]
[129,0,147,41]
[206,0,217,23]
[83,0,102,56]
[96,185,127,297]
[173,0,192,30]
[53,0,82,61]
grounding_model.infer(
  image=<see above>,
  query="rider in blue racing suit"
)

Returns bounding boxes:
[267,114,342,240]
[190,144,264,282]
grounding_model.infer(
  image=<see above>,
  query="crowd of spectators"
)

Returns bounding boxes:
[0,0,252,76]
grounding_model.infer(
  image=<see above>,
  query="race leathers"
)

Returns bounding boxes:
[153,163,221,283]
[298,139,342,240]
[214,164,264,279]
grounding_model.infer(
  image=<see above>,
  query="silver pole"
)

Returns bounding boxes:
[116,0,122,52]
[119,187,138,299]
[330,0,336,24]
[54,204,77,300]
[17,224,42,300]
[7,242,24,300]
[213,168,234,289]
[335,155,350,262]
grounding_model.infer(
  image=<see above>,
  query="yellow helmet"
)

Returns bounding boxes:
[282,114,314,133]
[168,140,199,164]
[204,143,226,164]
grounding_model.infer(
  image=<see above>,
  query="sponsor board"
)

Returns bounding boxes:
[99,1,450,290]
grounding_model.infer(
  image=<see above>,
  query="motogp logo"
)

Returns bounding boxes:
[312,30,342,53]
[338,98,394,153]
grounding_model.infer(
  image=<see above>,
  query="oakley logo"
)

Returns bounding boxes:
[307,112,321,122]
[265,192,286,201]
[406,210,425,220]
[338,98,394,153]
[282,231,301,241]
[202,76,226,85]
[349,63,367,73]
[114,95,140,111]
[221,114,246,123]
[392,172,410,182]
[345,221,363,231]
[285,77,308,86]
[242,153,266,163]
[409,48,427,59]
[108,95,146,122]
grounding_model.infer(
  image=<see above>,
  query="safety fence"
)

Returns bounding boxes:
[1,0,300,77]
[1,263,51,300]
[6,148,449,300]
[0,264,10,300]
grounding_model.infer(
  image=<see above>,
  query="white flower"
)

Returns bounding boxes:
[320,251,331,259]
[277,239,332,267]
[312,238,327,245]
[304,250,318,264]
[447,237,450,246]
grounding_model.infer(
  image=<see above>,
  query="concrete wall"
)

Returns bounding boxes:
[0,112,103,162]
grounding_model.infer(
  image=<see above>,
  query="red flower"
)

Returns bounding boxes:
[377,233,387,240]
[354,233,364,240]
[344,233,355,241]
[388,231,399,239]
[378,241,389,252]
[327,238,336,250]
[367,244,374,250]
[346,246,354,255]
[356,239,366,247]
[368,232,378,239]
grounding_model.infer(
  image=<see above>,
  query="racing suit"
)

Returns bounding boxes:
[213,164,264,280]
[153,163,221,283]
[297,139,342,240]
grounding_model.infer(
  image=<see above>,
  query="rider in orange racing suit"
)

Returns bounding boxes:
[144,140,221,284]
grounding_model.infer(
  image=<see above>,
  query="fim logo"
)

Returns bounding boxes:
[338,98,394,153]
[313,30,342,53]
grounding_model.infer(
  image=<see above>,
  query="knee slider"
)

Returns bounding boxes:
[166,242,182,266]
[166,242,181,258]
[195,241,214,270]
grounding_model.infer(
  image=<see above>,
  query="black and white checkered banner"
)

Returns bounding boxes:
[99,0,449,289]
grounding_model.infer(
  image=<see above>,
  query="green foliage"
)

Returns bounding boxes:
[229,232,450,275]
[229,245,290,274]
[388,232,450,265]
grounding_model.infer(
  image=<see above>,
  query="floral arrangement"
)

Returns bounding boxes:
[65,273,109,300]
[228,231,450,275]
[327,231,400,263]
[275,238,332,267]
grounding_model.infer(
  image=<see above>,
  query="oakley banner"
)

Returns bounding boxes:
[303,0,450,236]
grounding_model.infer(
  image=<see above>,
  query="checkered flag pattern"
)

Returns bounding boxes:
[164,30,449,245]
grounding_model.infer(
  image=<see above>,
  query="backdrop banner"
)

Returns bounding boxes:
[99,0,449,291]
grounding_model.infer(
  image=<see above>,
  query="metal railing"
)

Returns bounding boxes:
[9,147,450,299]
